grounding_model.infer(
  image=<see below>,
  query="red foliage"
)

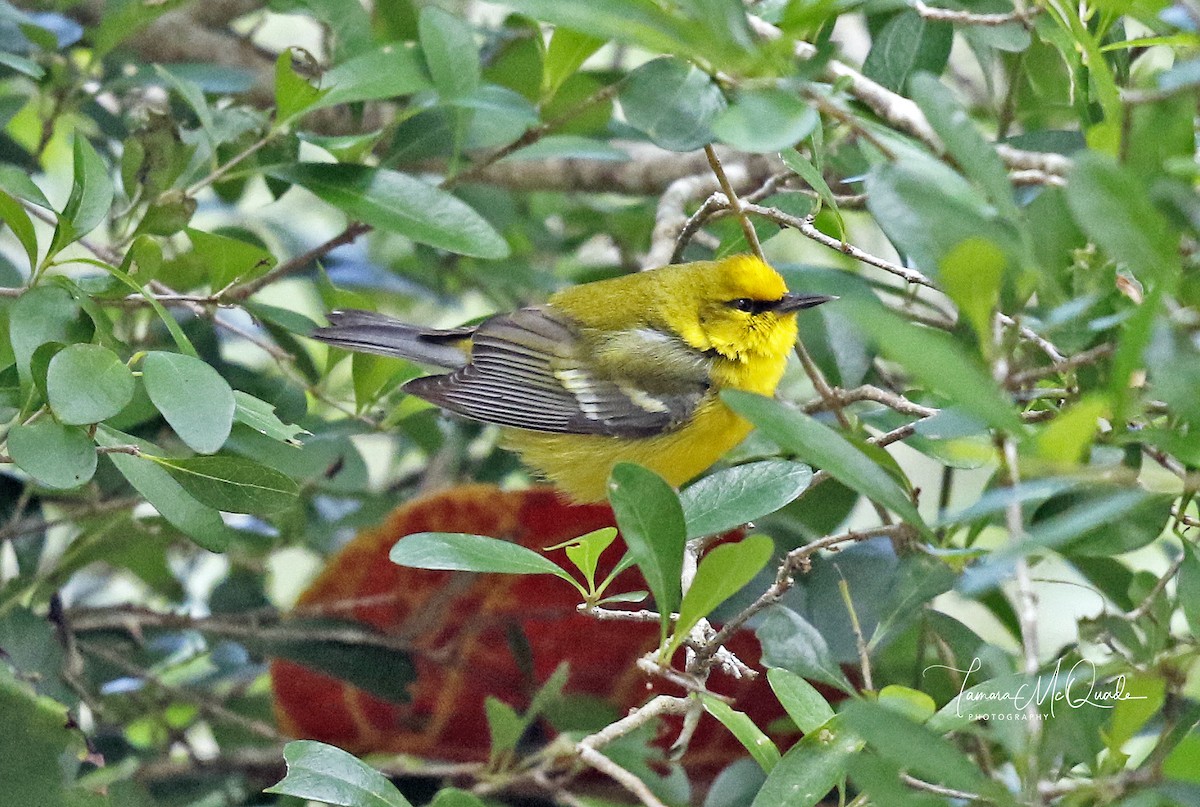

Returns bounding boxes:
[270,484,795,772]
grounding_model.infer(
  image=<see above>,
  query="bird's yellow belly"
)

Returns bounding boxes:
[502,395,753,503]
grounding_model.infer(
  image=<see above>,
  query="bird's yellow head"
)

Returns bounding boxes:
[667,255,832,364]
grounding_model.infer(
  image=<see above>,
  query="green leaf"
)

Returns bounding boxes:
[608,462,687,643]
[274,48,326,123]
[0,666,91,807]
[617,57,726,152]
[0,190,37,272]
[877,684,936,722]
[839,701,996,796]
[49,136,115,258]
[713,88,819,154]
[266,740,413,807]
[665,535,773,661]
[10,285,85,387]
[680,460,812,539]
[543,27,604,100]
[390,532,574,581]
[142,351,235,454]
[500,0,693,59]
[779,149,844,238]
[700,693,781,773]
[419,6,479,100]
[862,10,952,93]
[270,163,508,259]
[0,609,72,704]
[865,154,1017,279]
[767,667,834,734]
[185,228,276,291]
[908,73,1018,221]
[233,391,308,445]
[751,717,861,807]
[959,488,1154,594]
[0,166,51,210]
[485,696,524,759]
[845,300,1024,434]
[1177,543,1200,637]
[550,526,617,593]
[723,391,929,533]
[95,425,236,552]
[430,788,487,807]
[1066,152,1180,286]
[756,606,854,694]
[239,617,415,704]
[316,43,432,109]
[938,237,1005,349]
[149,455,300,515]
[45,344,135,425]
[7,420,95,490]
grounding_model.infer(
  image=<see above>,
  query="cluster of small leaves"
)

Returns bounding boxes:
[0,0,1199,806]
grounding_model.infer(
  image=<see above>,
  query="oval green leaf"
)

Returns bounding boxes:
[618,56,726,152]
[666,534,773,661]
[722,390,929,534]
[608,462,687,641]
[766,668,835,734]
[700,693,781,773]
[266,740,413,807]
[681,460,812,539]
[751,718,861,807]
[8,420,96,489]
[142,351,235,454]
[712,88,819,154]
[390,532,572,580]
[270,163,508,259]
[46,344,135,425]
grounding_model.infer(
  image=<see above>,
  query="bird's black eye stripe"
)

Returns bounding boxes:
[727,297,775,314]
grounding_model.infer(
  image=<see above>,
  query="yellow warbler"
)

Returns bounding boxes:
[312,255,833,502]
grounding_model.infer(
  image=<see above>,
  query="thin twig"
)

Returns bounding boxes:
[1125,552,1187,620]
[703,145,763,261]
[693,524,915,669]
[742,203,937,288]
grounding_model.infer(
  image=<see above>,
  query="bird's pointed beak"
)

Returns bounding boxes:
[775,293,838,313]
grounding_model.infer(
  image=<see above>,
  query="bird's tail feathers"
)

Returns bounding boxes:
[311,310,473,369]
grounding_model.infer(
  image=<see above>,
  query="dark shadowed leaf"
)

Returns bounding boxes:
[757,606,854,694]
[150,455,300,515]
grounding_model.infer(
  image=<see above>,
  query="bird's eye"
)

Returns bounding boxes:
[728,298,756,312]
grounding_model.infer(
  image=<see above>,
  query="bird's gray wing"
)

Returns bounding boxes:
[311,309,477,369]
[404,307,712,437]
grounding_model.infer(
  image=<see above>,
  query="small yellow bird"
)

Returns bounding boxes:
[312,255,833,502]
